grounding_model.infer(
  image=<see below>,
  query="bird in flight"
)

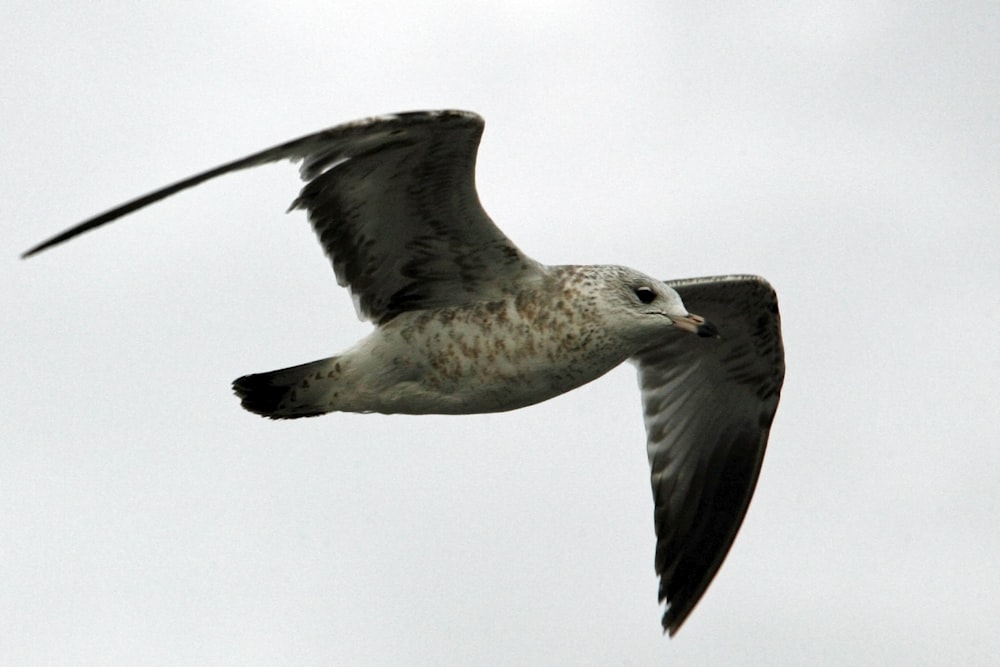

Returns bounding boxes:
[23,109,785,635]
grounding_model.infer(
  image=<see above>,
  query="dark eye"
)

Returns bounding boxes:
[634,286,656,304]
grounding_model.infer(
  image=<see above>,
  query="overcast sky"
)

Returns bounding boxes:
[2,2,998,665]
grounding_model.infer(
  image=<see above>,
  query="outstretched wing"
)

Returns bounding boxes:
[632,275,784,635]
[22,110,543,323]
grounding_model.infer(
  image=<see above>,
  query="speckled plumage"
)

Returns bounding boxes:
[23,110,785,637]
[253,264,687,416]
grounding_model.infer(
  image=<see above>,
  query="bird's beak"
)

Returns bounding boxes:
[672,313,720,338]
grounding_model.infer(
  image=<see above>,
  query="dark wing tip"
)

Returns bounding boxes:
[19,153,261,258]
[21,242,50,259]
[20,109,485,260]
[22,217,111,258]
[657,424,767,635]
[21,209,124,257]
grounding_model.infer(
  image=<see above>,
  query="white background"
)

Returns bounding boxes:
[2,2,998,664]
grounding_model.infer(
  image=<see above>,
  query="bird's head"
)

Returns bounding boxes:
[595,266,719,347]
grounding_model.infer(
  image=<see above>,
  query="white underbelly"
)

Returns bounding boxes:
[348,304,627,414]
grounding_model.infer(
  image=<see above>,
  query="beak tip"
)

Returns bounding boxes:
[696,320,720,338]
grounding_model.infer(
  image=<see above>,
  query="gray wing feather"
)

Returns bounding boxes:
[633,275,784,635]
[288,111,541,322]
[22,110,542,323]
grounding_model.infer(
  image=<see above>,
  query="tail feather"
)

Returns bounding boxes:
[233,358,338,419]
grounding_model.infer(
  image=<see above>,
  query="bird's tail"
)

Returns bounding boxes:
[232,357,340,419]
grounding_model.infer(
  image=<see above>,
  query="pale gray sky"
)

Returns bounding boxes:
[2,2,998,664]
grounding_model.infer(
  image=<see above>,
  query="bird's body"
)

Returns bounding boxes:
[236,264,690,417]
[23,110,784,636]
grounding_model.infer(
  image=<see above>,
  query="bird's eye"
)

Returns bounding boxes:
[634,286,656,304]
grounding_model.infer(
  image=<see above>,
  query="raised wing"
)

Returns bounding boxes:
[633,275,784,635]
[22,110,543,323]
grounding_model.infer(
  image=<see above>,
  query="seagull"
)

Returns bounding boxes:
[22,110,784,636]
